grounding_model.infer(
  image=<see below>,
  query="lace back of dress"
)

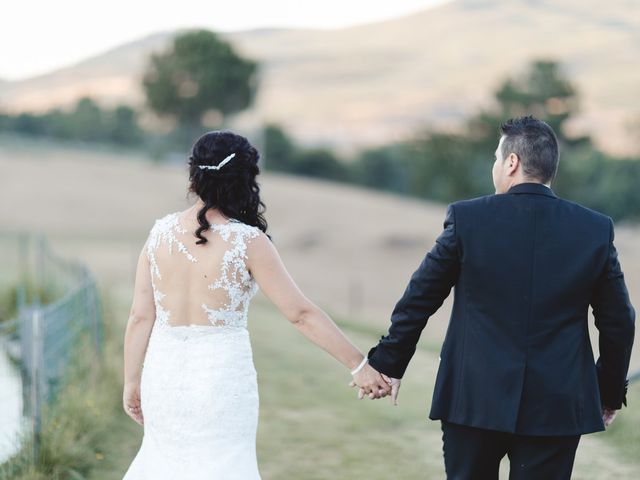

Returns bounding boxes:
[145,212,260,329]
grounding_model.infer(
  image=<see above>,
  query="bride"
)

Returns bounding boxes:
[121,130,392,479]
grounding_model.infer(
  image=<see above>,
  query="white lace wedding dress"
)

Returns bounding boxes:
[123,211,262,479]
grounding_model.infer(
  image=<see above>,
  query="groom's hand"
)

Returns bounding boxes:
[381,374,401,405]
[602,406,618,428]
[349,363,391,399]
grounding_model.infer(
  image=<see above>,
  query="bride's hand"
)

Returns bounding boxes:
[349,363,391,399]
[123,381,144,426]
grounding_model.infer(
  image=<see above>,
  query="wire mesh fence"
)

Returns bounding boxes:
[0,231,103,462]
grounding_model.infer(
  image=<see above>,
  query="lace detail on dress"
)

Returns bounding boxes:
[147,213,197,278]
[203,222,260,327]
[145,211,261,329]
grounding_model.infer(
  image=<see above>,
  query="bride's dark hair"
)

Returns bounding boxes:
[187,130,268,245]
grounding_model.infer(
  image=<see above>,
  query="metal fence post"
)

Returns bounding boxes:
[30,308,42,462]
[87,274,101,357]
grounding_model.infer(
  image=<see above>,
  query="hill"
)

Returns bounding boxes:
[1,0,638,155]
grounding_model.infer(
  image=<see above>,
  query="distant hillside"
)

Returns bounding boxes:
[0,0,638,155]
[2,136,640,371]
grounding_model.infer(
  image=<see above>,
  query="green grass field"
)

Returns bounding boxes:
[2,138,638,479]
[95,291,640,480]
[2,285,638,480]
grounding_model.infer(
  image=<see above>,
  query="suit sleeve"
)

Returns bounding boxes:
[367,204,461,378]
[590,217,636,409]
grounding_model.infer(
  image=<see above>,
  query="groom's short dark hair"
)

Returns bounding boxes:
[499,116,559,184]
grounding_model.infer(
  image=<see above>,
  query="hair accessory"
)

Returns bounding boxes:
[198,153,236,171]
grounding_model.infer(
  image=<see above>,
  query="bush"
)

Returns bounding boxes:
[0,288,123,480]
[0,98,144,147]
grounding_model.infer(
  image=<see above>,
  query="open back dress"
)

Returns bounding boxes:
[122,210,262,479]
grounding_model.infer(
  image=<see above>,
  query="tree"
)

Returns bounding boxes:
[389,59,590,205]
[290,148,350,182]
[352,145,409,193]
[468,60,583,146]
[263,124,296,171]
[108,106,142,145]
[498,60,577,139]
[70,97,104,141]
[142,29,258,145]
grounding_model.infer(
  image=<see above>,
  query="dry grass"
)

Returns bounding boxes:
[1,137,639,478]
[2,135,639,367]
[85,294,640,479]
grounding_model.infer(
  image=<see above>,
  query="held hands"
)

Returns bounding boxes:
[349,362,390,399]
[602,406,618,428]
[353,373,401,405]
[348,358,400,405]
[123,381,144,426]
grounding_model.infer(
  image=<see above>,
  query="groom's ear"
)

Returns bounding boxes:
[506,153,520,176]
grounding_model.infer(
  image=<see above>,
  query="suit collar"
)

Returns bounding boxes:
[506,182,557,198]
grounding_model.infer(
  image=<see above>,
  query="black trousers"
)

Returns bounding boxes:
[441,421,581,480]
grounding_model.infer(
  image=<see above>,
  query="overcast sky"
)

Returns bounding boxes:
[0,0,451,81]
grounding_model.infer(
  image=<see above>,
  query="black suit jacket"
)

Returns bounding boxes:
[368,183,636,435]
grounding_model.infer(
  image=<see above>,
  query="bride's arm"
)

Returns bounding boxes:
[123,241,155,385]
[247,232,390,397]
[122,240,155,424]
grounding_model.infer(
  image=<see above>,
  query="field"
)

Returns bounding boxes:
[1,136,639,478]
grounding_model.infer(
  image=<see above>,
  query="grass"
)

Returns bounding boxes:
[89,294,447,480]
[1,288,638,479]
[250,300,445,479]
[1,134,638,479]
[102,294,640,479]
[0,284,130,480]
[596,381,640,463]
[0,336,115,479]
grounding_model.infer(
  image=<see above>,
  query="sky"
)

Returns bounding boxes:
[0,0,451,81]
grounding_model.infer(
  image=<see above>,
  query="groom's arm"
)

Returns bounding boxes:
[368,204,461,379]
[591,217,636,410]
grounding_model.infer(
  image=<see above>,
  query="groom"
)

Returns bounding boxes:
[362,115,636,478]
